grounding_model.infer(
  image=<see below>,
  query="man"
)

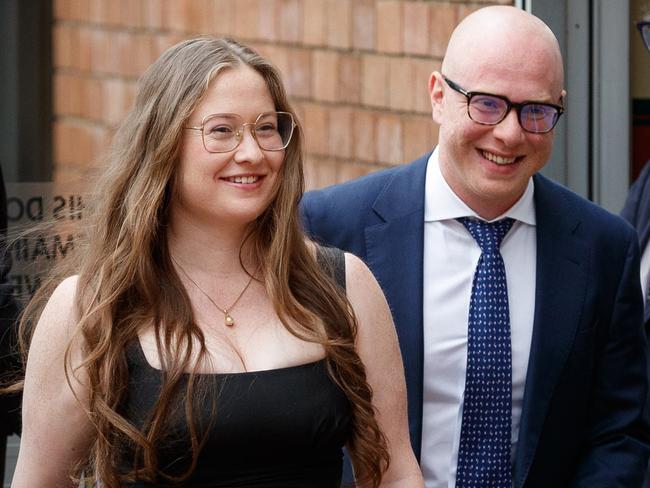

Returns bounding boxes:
[622,10,650,327]
[302,6,649,487]
[621,10,650,488]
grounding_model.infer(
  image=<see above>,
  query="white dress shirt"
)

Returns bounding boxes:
[420,147,537,488]
[640,243,650,304]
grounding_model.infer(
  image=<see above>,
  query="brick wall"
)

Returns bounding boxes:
[52,0,512,189]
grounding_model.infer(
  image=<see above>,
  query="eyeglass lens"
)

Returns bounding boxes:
[468,94,560,133]
[202,112,294,152]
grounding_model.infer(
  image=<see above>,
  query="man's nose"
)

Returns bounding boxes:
[492,108,526,145]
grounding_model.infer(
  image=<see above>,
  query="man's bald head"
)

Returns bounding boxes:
[442,6,564,94]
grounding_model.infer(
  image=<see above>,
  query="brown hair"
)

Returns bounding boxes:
[18,37,389,486]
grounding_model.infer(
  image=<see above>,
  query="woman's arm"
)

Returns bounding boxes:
[12,276,94,487]
[345,253,424,487]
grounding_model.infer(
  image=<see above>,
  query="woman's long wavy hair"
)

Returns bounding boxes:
[19,37,389,486]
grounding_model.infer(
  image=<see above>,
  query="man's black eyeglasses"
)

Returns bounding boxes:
[637,21,650,52]
[443,76,564,134]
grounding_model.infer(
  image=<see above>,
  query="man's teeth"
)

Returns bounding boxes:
[228,175,259,184]
[482,151,516,165]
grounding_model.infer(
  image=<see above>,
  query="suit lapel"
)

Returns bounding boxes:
[364,155,429,459]
[514,175,589,487]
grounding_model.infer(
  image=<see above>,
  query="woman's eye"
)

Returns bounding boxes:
[256,123,276,132]
[210,125,233,134]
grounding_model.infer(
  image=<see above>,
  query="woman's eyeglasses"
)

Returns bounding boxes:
[185,111,296,153]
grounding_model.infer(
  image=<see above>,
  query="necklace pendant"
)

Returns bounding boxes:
[224,313,235,327]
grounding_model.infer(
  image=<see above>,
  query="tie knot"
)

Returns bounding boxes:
[458,217,514,254]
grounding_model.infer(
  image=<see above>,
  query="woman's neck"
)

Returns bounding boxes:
[166,215,257,277]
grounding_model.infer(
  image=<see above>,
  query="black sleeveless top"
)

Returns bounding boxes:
[120,247,351,487]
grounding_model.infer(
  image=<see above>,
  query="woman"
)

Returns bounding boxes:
[11,38,422,487]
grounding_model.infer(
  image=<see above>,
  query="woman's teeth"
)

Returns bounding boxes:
[227,175,259,184]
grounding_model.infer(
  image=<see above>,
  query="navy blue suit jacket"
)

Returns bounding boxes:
[301,153,650,487]
[622,161,650,323]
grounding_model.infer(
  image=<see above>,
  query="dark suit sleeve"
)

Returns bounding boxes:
[571,232,650,487]
[621,161,650,228]
[0,166,21,437]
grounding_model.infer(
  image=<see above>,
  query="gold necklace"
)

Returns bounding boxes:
[171,256,255,327]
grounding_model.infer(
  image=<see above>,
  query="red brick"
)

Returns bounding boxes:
[315,158,339,189]
[194,0,215,36]
[53,0,71,21]
[287,48,311,99]
[89,29,108,73]
[278,0,301,43]
[103,79,130,126]
[457,5,483,23]
[302,103,329,155]
[403,2,431,56]
[53,25,74,69]
[211,0,235,36]
[167,0,190,32]
[326,0,351,49]
[302,0,326,46]
[292,101,305,127]
[115,32,138,77]
[104,0,123,26]
[234,0,260,40]
[88,0,105,24]
[53,121,100,168]
[339,54,361,104]
[338,161,376,183]
[352,110,376,163]
[121,0,143,28]
[388,57,413,111]
[412,58,439,115]
[376,1,402,54]
[352,0,375,51]
[82,77,104,121]
[328,107,352,159]
[258,45,290,80]
[402,114,438,162]
[312,50,339,103]
[375,114,403,165]
[430,2,458,58]
[256,0,278,41]
[133,34,157,78]
[303,155,318,190]
[77,27,93,72]
[68,0,90,22]
[152,34,175,61]
[361,54,389,108]
[142,0,166,29]
[53,73,81,117]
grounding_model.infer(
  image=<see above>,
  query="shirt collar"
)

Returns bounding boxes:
[424,146,536,225]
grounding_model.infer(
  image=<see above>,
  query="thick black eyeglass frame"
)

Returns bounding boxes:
[443,76,565,134]
[637,20,650,51]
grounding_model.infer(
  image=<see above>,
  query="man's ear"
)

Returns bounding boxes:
[429,71,445,124]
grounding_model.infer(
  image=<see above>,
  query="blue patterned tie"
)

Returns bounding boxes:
[456,217,514,488]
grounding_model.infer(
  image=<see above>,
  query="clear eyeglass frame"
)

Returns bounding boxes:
[443,76,565,134]
[184,111,296,153]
